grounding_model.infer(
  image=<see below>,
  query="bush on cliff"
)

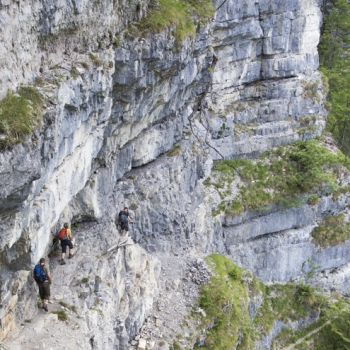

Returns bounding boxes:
[138,0,214,44]
[272,297,350,349]
[207,139,350,216]
[0,86,44,150]
[311,213,350,247]
[194,254,324,349]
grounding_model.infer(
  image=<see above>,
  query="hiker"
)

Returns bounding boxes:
[33,258,52,312]
[117,207,133,237]
[58,222,74,265]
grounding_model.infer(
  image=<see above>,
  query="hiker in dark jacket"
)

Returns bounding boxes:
[117,207,133,237]
[33,258,52,312]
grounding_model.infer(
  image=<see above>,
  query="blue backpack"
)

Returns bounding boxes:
[34,264,48,283]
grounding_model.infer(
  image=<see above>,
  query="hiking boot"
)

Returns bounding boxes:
[60,259,66,265]
[68,254,74,259]
[43,304,48,312]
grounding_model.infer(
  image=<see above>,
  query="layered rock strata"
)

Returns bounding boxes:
[1,0,349,347]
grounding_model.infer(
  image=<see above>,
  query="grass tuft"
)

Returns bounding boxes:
[0,86,44,150]
[311,214,350,247]
[138,0,214,45]
[167,145,181,157]
[51,310,68,321]
[89,53,103,67]
[59,301,77,313]
[209,140,349,217]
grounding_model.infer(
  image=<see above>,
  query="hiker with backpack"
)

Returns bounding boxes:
[33,258,52,312]
[117,207,133,237]
[58,222,74,265]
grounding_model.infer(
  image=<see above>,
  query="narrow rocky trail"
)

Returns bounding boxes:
[4,224,96,350]
[2,221,211,350]
[281,321,331,350]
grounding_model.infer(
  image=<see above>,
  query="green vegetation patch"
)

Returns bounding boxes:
[167,145,181,157]
[207,140,349,217]
[89,53,103,67]
[59,301,78,313]
[173,340,182,350]
[311,213,350,247]
[272,297,350,350]
[0,86,44,149]
[194,254,324,349]
[332,184,350,200]
[302,81,320,102]
[254,283,324,337]
[51,310,68,321]
[195,254,260,349]
[138,0,214,45]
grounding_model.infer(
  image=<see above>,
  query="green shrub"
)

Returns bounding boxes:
[199,290,211,308]
[210,140,349,217]
[89,53,103,67]
[173,340,182,350]
[273,297,350,349]
[307,194,319,205]
[295,284,316,307]
[70,66,79,79]
[51,310,68,321]
[138,0,214,45]
[194,255,329,349]
[332,185,350,200]
[228,266,241,280]
[254,283,322,336]
[59,301,77,313]
[81,62,89,70]
[301,81,320,101]
[311,214,350,247]
[0,87,44,149]
[196,255,255,349]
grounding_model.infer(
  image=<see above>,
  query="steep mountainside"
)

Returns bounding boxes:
[1,0,350,348]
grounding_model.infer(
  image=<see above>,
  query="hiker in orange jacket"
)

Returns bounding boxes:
[58,223,74,265]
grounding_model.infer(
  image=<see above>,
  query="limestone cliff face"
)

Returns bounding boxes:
[1,0,348,347]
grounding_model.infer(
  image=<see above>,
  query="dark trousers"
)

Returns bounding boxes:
[61,239,73,253]
[37,281,50,300]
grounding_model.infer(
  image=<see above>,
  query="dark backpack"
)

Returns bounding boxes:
[119,212,128,223]
[34,264,48,283]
